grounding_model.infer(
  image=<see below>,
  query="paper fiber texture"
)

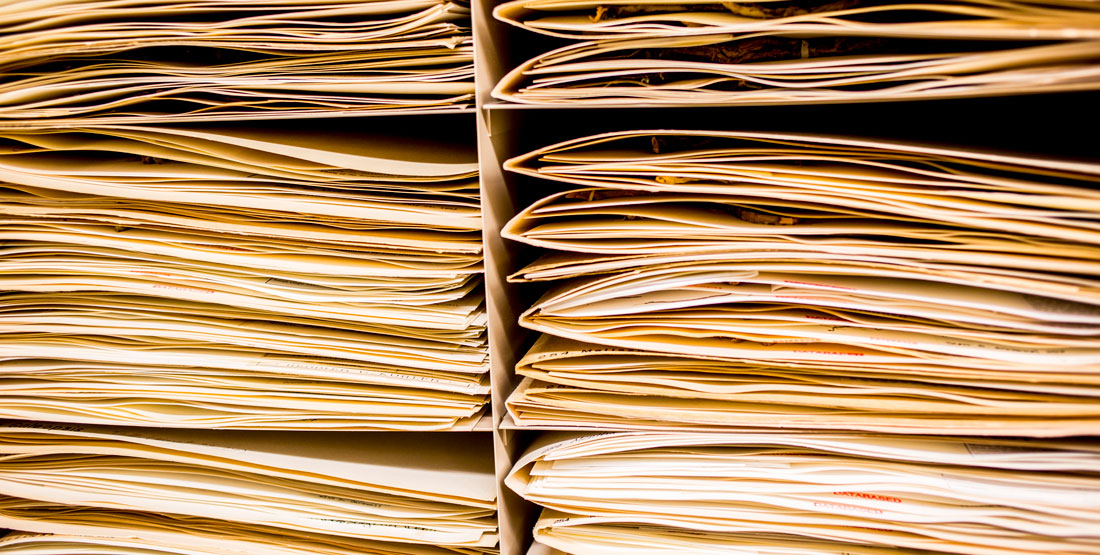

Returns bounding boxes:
[493,34,1100,105]
[0,0,475,123]
[508,432,1100,555]
[501,130,1100,435]
[0,121,489,430]
[494,0,1100,39]
[0,422,497,547]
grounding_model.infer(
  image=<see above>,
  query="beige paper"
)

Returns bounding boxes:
[0,422,497,546]
[0,112,487,430]
[504,130,1100,246]
[493,36,1100,105]
[0,124,482,229]
[501,129,1100,436]
[508,432,1100,555]
[502,188,1100,274]
[494,0,1100,40]
[0,528,497,555]
[0,0,475,122]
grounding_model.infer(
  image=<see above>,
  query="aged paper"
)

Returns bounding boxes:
[500,130,1100,436]
[494,37,1100,105]
[495,0,1100,40]
[0,121,487,429]
[0,0,475,123]
[0,422,497,546]
[508,432,1100,555]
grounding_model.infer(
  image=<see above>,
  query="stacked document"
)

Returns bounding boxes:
[0,0,474,123]
[495,0,1100,39]
[507,431,1100,555]
[0,122,489,430]
[0,4,494,555]
[0,530,492,555]
[502,130,1100,436]
[0,421,498,553]
[491,0,1100,104]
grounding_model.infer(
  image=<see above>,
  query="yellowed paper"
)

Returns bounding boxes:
[508,432,1100,555]
[0,422,498,546]
[494,37,1100,105]
[494,0,1100,40]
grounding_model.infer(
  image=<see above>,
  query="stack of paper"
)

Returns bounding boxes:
[494,0,1100,39]
[0,3,494,554]
[0,122,489,430]
[507,431,1100,555]
[0,528,490,555]
[0,0,474,123]
[491,0,1100,104]
[0,421,498,553]
[501,130,1100,436]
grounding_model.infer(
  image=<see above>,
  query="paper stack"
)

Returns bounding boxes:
[491,0,1100,104]
[501,130,1100,437]
[0,121,489,430]
[507,431,1100,555]
[0,2,495,554]
[0,0,474,124]
[0,420,498,554]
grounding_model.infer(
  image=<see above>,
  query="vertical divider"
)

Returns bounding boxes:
[477,106,531,555]
[472,1,539,553]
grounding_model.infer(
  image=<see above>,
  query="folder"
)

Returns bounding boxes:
[507,332,1100,436]
[503,188,1100,271]
[499,130,1100,435]
[0,500,497,555]
[508,432,1100,555]
[503,130,1100,275]
[0,124,482,232]
[494,0,1100,40]
[0,122,488,430]
[0,0,474,123]
[493,35,1100,105]
[0,421,498,547]
[517,265,1100,365]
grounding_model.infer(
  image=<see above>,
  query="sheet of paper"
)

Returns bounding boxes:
[0,527,497,555]
[518,265,1100,370]
[507,432,1100,555]
[500,129,1100,437]
[0,125,482,229]
[507,375,1100,436]
[502,188,1100,274]
[0,99,487,431]
[0,423,497,546]
[493,36,1100,105]
[494,0,1100,40]
[504,130,1100,245]
[0,0,475,122]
